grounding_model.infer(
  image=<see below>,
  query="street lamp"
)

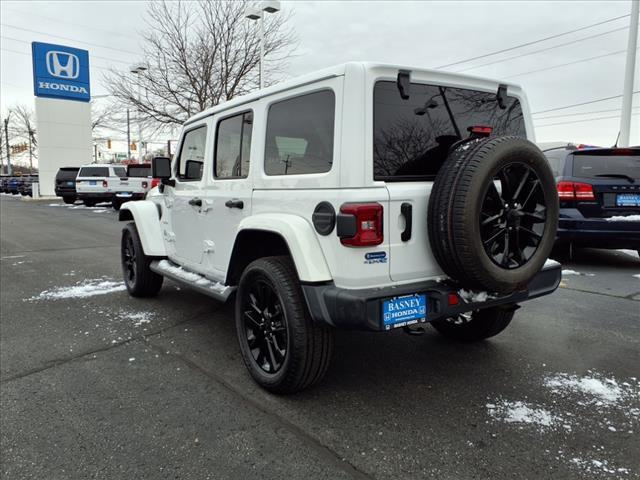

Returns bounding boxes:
[245,1,281,89]
[130,63,148,162]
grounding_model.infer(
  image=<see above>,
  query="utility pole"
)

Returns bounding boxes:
[619,0,639,147]
[3,113,11,175]
[126,109,131,160]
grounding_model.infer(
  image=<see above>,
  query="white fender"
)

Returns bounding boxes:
[119,201,166,257]
[238,214,332,282]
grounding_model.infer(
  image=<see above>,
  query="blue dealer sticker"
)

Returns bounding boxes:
[364,251,387,264]
[382,294,427,330]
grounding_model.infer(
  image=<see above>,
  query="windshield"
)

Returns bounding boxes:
[127,165,151,177]
[373,81,526,180]
[78,167,109,177]
[572,153,640,180]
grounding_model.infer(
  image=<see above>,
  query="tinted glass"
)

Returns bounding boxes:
[78,167,109,177]
[543,150,569,176]
[215,112,253,178]
[572,153,640,179]
[373,81,526,180]
[127,165,151,177]
[56,168,79,180]
[177,126,207,181]
[265,90,335,175]
[113,167,127,178]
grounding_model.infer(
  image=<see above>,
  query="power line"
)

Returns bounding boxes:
[503,49,629,79]
[436,14,630,69]
[0,23,139,56]
[1,35,132,65]
[535,107,640,120]
[535,112,640,128]
[454,26,629,73]
[0,47,125,73]
[532,91,639,115]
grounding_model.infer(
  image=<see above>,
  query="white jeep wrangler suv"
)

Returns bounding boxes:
[119,62,561,394]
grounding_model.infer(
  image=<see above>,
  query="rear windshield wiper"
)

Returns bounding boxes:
[594,173,636,183]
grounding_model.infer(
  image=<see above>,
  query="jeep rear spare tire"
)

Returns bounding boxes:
[428,136,558,293]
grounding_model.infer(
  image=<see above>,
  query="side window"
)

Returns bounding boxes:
[543,150,568,176]
[215,112,253,178]
[265,90,335,176]
[177,126,207,181]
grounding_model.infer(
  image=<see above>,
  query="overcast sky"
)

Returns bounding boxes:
[0,0,638,147]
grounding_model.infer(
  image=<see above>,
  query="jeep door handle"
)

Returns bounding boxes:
[401,202,412,241]
[188,198,202,207]
[225,199,244,209]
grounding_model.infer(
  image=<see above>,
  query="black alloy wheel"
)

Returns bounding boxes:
[122,229,137,288]
[120,223,163,297]
[480,162,547,269]
[242,280,288,374]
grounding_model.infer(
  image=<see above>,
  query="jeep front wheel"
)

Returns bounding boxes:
[235,256,333,394]
[121,223,164,297]
[430,306,515,341]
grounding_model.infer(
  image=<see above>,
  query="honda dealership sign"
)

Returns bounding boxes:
[32,42,90,102]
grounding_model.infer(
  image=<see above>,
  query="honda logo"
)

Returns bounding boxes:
[46,51,80,79]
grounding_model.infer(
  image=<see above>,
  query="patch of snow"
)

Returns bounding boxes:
[128,357,135,362]
[562,269,595,277]
[92,209,108,213]
[487,400,558,429]
[123,311,154,327]
[1,255,25,260]
[605,215,640,222]
[48,203,64,206]
[12,261,25,266]
[544,372,628,405]
[458,289,496,303]
[569,456,631,476]
[30,278,126,300]
[633,274,640,279]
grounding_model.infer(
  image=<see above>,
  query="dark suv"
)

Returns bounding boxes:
[54,167,80,204]
[543,146,639,255]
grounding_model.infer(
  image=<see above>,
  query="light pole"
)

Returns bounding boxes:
[618,0,639,147]
[3,112,11,175]
[130,63,148,162]
[245,1,281,89]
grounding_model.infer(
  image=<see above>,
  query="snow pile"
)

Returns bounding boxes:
[606,215,640,222]
[486,401,558,429]
[543,372,632,405]
[30,278,126,300]
[458,289,496,303]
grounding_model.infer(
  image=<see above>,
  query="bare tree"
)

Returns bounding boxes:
[103,0,297,128]
[10,105,37,172]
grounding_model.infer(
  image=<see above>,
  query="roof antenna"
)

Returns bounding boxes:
[613,130,621,148]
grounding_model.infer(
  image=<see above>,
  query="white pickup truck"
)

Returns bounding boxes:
[118,62,561,393]
[111,163,152,210]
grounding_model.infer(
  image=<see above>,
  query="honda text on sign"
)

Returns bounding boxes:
[31,42,90,102]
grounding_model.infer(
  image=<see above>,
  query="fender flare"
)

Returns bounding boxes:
[118,201,166,257]
[237,214,332,282]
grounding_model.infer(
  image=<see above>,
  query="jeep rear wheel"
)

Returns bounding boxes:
[428,137,558,293]
[121,223,164,297]
[63,196,76,205]
[431,306,515,341]
[235,256,333,394]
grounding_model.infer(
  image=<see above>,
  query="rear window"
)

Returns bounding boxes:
[543,150,569,176]
[572,152,640,179]
[112,167,127,178]
[56,168,79,180]
[374,81,526,180]
[78,167,109,177]
[127,165,151,177]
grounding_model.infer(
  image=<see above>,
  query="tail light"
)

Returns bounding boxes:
[142,181,148,189]
[467,125,493,136]
[557,181,595,201]
[151,178,160,188]
[102,180,108,188]
[337,203,383,247]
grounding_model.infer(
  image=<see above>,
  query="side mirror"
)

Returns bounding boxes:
[152,156,172,179]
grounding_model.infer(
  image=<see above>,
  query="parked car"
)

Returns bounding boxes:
[7,176,23,194]
[18,175,38,197]
[75,164,127,207]
[111,163,152,210]
[0,175,10,193]
[54,167,80,204]
[118,62,561,393]
[543,145,640,257]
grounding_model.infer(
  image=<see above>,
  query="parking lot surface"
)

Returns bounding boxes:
[1,195,639,480]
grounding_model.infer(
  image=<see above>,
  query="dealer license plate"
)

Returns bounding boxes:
[89,180,96,186]
[616,193,640,207]
[382,294,427,330]
[67,181,74,186]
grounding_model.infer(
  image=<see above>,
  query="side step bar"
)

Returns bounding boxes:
[150,259,235,302]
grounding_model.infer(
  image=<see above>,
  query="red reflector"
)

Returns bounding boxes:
[468,125,493,135]
[339,203,383,247]
[142,181,148,189]
[102,180,108,188]
[557,181,595,201]
[448,293,459,306]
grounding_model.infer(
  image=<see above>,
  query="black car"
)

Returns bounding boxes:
[54,167,80,204]
[18,175,38,197]
[543,146,640,256]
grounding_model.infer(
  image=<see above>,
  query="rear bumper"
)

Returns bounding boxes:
[557,217,640,249]
[77,192,113,200]
[302,262,562,332]
[55,187,76,197]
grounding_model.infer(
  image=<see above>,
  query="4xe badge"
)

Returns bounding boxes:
[32,42,90,102]
[364,251,387,264]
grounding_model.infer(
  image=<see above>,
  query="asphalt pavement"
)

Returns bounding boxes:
[1,194,639,480]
